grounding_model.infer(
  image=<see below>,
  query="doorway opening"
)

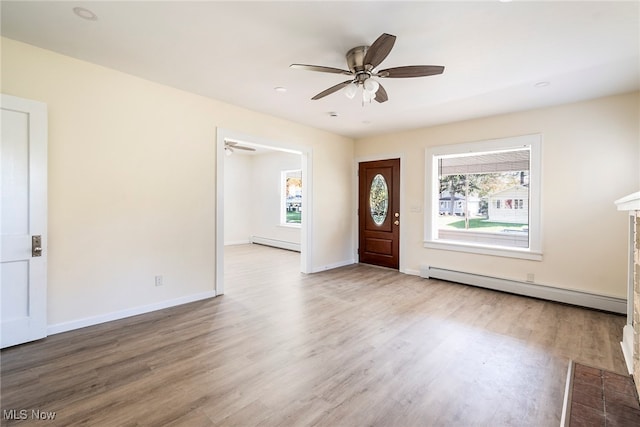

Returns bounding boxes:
[216,129,313,295]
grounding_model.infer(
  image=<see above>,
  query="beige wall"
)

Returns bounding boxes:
[223,152,252,245]
[1,38,354,326]
[355,92,640,298]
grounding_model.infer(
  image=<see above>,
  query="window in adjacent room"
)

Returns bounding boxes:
[425,134,541,260]
[281,169,302,225]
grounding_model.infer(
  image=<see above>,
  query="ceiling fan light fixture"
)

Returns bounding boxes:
[292,33,444,104]
[344,82,358,99]
[363,78,379,94]
[362,89,376,103]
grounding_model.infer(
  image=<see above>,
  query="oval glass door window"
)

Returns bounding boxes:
[369,174,389,225]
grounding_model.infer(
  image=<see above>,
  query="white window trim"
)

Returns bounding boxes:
[424,134,542,261]
[281,169,302,228]
[279,223,301,229]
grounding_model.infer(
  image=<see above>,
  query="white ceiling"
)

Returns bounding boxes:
[2,1,639,139]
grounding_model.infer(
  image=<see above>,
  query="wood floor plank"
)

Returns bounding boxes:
[1,243,628,426]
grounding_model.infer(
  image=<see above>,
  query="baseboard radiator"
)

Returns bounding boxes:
[420,266,626,314]
[250,236,301,253]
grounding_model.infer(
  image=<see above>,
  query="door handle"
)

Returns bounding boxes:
[32,235,42,257]
[394,220,400,226]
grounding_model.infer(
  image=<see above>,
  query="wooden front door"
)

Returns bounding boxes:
[358,159,400,269]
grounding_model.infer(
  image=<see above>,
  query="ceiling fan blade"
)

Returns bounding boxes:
[311,80,353,100]
[375,83,388,103]
[377,65,445,78]
[290,64,352,75]
[363,33,396,70]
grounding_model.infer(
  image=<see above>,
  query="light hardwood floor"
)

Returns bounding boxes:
[1,244,627,426]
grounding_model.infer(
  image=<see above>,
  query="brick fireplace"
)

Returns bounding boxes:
[616,191,640,400]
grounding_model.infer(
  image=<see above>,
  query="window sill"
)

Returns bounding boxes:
[423,239,543,261]
[279,223,301,229]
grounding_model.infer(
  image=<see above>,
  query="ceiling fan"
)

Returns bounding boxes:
[290,33,444,103]
[224,141,256,156]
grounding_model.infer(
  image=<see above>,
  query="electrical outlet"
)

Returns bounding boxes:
[526,273,535,283]
[155,275,163,286]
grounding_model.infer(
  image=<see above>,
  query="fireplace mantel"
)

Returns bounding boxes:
[615,191,640,399]
[616,191,640,211]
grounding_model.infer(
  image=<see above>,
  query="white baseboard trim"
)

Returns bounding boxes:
[47,290,217,335]
[621,324,635,374]
[225,240,251,246]
[311,259,355,273]
[420,265,626,314]
[403,268,421,276]
[250,236,300,252]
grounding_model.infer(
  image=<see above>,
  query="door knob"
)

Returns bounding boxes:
[394,220,400,226]
[32,235,42,257]
[395,213,400,218]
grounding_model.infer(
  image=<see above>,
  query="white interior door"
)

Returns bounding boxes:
[1,94,48,348]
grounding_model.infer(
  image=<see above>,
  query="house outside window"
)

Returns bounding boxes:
[425,134,542,260]
[282,169,302,225]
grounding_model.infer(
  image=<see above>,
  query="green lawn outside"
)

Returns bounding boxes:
[286,211,301,223]
[440,217,526,233]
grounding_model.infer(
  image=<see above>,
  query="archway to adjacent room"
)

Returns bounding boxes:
[215,128,313,295]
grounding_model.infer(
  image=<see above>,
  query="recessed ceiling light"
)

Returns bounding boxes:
[73,7,98,21]
[534,81,550,88]
[274,87,287,93]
